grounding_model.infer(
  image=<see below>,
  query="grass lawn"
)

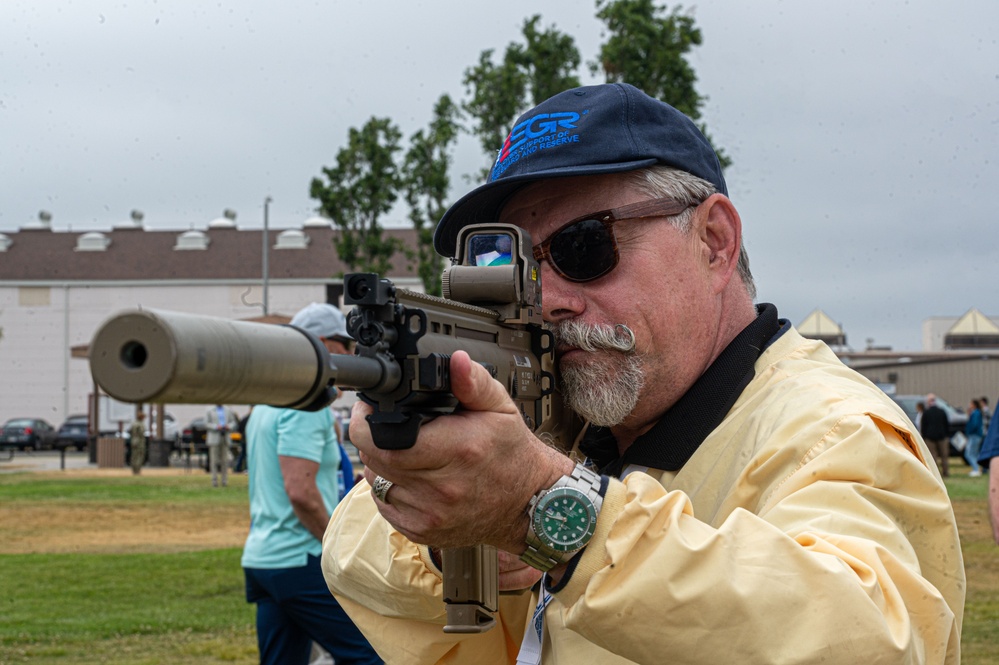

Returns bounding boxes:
[0,467,996,663]
[0,471,257,664]
[1,550,256,664]
[947,474,999,664]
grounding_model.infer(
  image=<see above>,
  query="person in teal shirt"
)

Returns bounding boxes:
[241,302,380,665]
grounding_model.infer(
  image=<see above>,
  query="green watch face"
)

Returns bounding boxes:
[534,487,597,553]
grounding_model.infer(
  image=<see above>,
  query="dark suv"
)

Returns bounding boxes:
[55,414,91,451]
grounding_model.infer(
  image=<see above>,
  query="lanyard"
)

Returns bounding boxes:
[516,582,552,665]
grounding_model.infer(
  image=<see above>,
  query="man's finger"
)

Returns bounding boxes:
[448,350,519,416]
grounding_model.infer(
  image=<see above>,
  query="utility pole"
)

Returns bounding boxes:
[263,196,271,316]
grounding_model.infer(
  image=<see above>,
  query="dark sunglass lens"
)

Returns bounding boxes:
[549,218,616,281]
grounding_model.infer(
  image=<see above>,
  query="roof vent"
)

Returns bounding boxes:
[75,232,111,252]
[209,208,238,229]
[174,230,210,250]
[22,210,53,231]
[0,233,11,252]
[275,229,310,249]
[115,209,145,230]
[303,215,333,228]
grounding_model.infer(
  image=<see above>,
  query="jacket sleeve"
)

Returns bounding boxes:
[966,410,982,436]
[552,414,963,664]
[322,481,533,665]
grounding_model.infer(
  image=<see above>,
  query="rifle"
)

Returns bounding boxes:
[88,222,575,633]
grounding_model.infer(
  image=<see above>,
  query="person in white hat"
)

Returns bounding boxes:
[241,302,380,665]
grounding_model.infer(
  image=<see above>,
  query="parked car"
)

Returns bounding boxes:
[891,394,969,455]
[0,418,58,451]
[181,417,208,451]
[55,414,91,451]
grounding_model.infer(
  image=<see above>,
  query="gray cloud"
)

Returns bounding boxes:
[2,0,996,350]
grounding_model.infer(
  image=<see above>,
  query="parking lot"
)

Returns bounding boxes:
[0,449,97,474]
[0,446,204,474]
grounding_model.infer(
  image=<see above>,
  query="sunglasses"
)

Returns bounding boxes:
[531,198,696,283]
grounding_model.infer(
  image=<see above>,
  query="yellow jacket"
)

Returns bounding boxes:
[322,327,965,664]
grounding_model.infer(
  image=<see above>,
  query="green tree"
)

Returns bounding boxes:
[507,15,582,111]
[309,117,404,276]
[462,48,527,179]
[402,94,462,295]
[593,0,730,167]
[462,15,581,177]
[461,3,728,171]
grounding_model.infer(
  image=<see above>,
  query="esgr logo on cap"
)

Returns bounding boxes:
[491,111,582,180]
[435,84,728,258]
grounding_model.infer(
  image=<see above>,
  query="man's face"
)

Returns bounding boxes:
[498,173,722,432]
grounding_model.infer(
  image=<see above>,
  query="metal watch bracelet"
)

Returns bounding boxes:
[521,463,604,572]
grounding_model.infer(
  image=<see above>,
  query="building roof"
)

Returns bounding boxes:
[798,308,847,346]
[944,308,999,350]
[0,226,421,282]
[798,309,844,337]
[949,308,999,336]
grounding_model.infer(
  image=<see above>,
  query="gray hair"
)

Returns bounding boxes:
[622,166,757,300]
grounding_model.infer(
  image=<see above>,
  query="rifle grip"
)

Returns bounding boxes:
[365,411,427,450]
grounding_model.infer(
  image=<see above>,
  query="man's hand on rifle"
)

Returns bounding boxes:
[354,350,574,561]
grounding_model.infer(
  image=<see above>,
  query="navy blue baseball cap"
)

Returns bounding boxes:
[433,82,727,257]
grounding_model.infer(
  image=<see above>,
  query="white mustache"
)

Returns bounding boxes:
[547,320,636,353]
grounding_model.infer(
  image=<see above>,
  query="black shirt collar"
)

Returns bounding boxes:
[580,303,785,476]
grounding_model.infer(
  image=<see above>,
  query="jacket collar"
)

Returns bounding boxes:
[580,303,785,476]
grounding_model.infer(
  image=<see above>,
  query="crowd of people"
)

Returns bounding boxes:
[917,393,992,480]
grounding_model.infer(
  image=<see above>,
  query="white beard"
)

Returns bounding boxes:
[560,354,644,426]
[548,320,643,427]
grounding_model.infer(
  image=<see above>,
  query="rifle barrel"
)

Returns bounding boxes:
[89,309,387,408]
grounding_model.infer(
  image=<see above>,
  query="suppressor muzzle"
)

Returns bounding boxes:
[89,309,390,408]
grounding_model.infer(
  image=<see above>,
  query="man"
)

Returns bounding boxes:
[921,393,951,478]
[977,411,999,544]
[242,302,381,665]
[233,406,252,474]
[128,408,146,476]
[322,84,964,663]
[205,403,236,487]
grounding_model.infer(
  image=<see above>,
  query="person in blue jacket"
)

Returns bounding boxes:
[978,407,999,544]
[965,398,984,476]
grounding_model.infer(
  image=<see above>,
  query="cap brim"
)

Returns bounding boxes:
[433,157,658,257]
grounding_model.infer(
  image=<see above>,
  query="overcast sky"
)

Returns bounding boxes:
[2,0,997,351]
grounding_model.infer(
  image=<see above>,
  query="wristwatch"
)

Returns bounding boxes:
[520,463,604,572]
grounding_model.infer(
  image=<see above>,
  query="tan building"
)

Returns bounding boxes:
[797,309,847,350]
[798,309,999,415]
[0,212,422,432]
[2,219,995,437]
